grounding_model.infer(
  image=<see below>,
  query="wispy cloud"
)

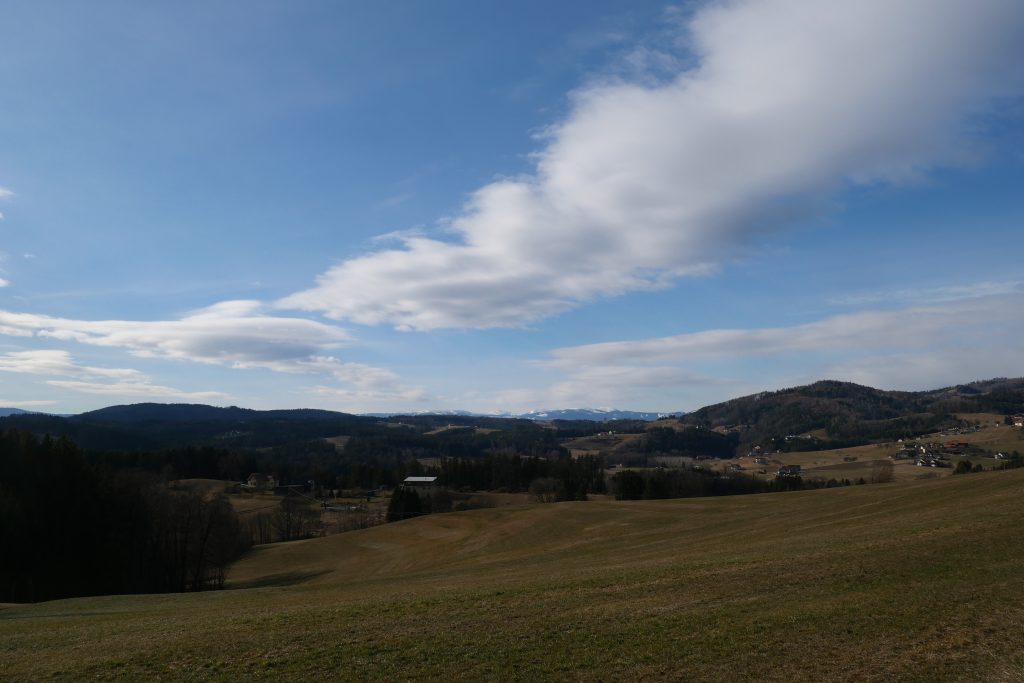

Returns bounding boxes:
[530,293,1023,410]
[828,280,1024,306]
[46,379,228,401]
[0,300,350,366]
[376,192,415,209]
[0,187,13,201]
[370,226,428,243]
[0,399,57,408]
[0,349,228,402]
[0,301,424,401]
[307,383,428,409]
[0,349,144,380]
[546,295,1020,367]
[280,0,1024,330]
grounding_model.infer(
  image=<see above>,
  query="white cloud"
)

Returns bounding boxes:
[0,349,144,380]
[536,293,1023,409]
[307,383,429,410]
[280,0,1024,330]
[46,379,228,401]
[0,301,424,402]
[376,192,415,209]
[307,382,428,403]
[0,187,13,201]
[0,278,8,287]
[0,399,57,408]
[0,349,229,401]
[0,300,349,366]
[829,280,1024,306]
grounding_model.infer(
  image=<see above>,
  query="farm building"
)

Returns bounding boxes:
[402,476,439,491]
[245,473,277,491]
[777,465,801,478]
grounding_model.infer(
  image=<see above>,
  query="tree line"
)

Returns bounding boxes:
[0,430,250,602]
[608,467,849,500]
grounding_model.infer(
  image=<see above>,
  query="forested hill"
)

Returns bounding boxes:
[3,378,1022,453]
[681,378,1024,447]
[0,407,34,417]
[77,403,351,423]
[0,404,379,451]
[0,403,646,452]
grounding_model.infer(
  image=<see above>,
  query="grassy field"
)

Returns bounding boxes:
[714,415,1024,483]
[3,470,1024,681]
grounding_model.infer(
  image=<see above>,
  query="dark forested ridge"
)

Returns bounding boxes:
[681,378,1024,448]
[3,377,1021,457]
[0,404,379,451]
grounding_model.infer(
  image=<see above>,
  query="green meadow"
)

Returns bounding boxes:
[3,469,1024,681]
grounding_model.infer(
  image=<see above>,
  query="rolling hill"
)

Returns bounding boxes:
[0,377,1019,454]
[3,469,1023,680]
[0,407,35,417]
[0,403,379,450]
[681,378,1024,448]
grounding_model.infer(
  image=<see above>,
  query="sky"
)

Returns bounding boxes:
[0,0,1022,415]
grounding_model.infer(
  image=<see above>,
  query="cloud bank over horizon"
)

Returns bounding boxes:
[522,293,1024,412]
[281,0,1024,331]
[0,302,424,404]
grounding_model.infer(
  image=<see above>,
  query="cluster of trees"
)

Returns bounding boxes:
[954,460,986,475]
[608,466,851,501]
[0,430,250,602]
[430,454,605,498]
[610,468,763,499]
[244,494,323,544]
[345,425,570,462]
[824,413,964,443]
[386,487,452,521]
[641,427,738,458]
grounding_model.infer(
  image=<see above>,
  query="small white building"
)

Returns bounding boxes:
[402,476,439,491]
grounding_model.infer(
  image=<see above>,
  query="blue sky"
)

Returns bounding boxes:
[0,0,1022,414]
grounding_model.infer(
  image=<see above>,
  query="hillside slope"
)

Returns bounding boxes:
[681,378,1024,447]
[3,470,1024,681]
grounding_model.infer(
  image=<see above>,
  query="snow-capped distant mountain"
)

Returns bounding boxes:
[361,409,483,419]
[515,408,682,421]
[362,408,683,422]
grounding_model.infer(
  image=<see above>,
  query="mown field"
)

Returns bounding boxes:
[3,469,1024,681]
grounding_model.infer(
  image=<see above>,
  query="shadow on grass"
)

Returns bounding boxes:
[227,569,331,590]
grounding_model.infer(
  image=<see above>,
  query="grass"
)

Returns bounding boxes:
[3,470,1024,681]
[721,417,1024,483]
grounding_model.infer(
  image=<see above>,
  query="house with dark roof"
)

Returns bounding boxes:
[777,465,801,478]
[245,473,277,491]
